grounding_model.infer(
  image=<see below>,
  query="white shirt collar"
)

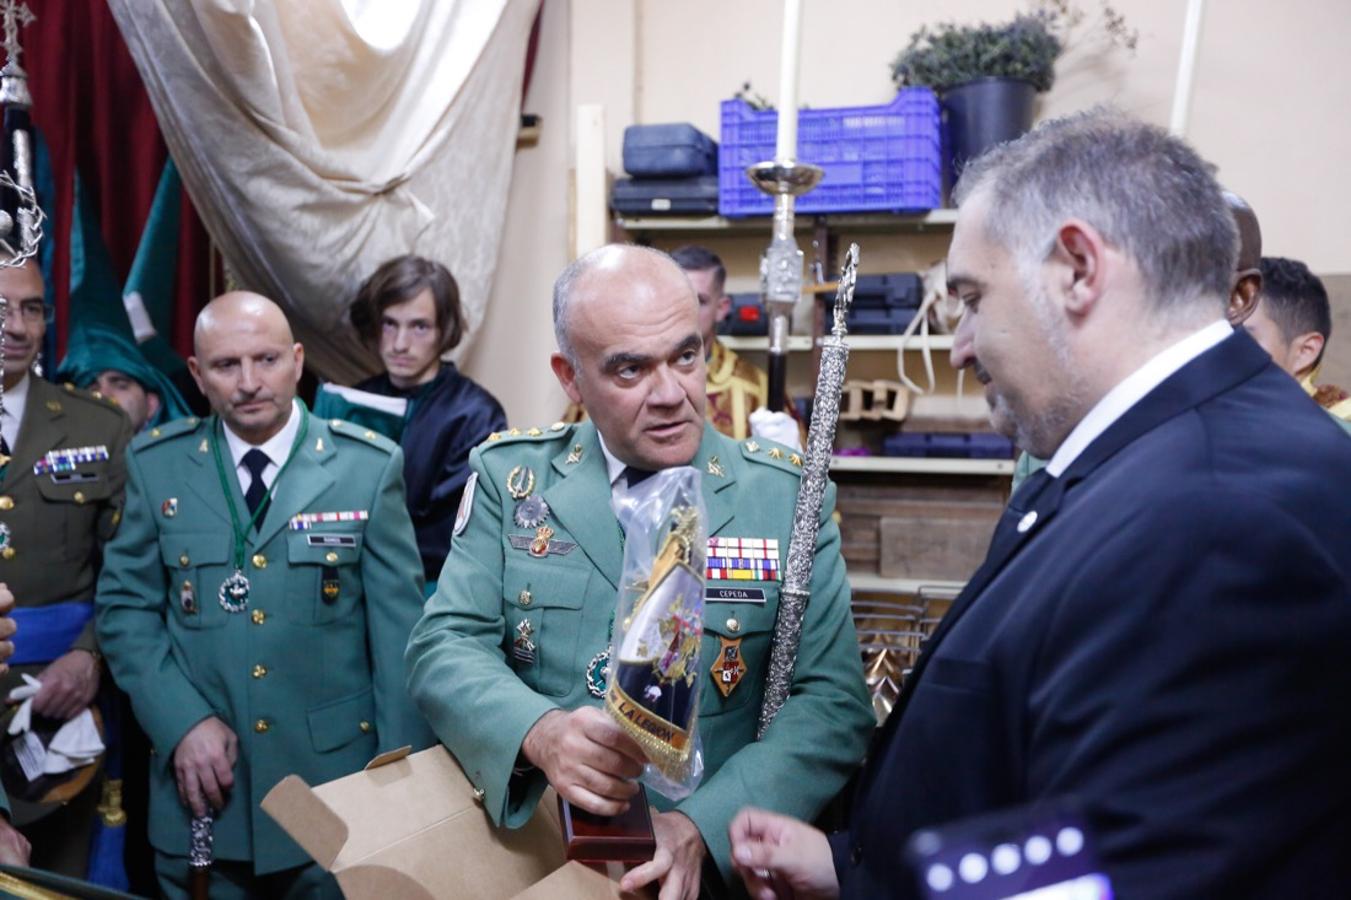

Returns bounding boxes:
[222,399,302,484]
[596,433,627,488]
[2,374,31,450]
[1046,319,1232,477]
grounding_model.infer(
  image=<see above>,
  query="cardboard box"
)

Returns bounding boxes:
[262,746,645,899]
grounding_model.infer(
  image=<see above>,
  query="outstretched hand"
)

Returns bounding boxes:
[729,807,839,900]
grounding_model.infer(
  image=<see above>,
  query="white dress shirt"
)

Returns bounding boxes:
[222,399,303,495]
[1,373,30,451]
[597,433,636,518]
[1046,319,1232,477]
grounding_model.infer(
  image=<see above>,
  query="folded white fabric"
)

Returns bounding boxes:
[749,408,804,453]
[6,673,40,736]
[5,676,103,777]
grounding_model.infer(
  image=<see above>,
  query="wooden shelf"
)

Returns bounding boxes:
[721,334,954,352]
[848,573,965,595]
[614,209,958,236]
[830,456,1013,476]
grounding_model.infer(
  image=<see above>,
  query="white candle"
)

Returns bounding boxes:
[1169,0,1206,136]
[775,0,803,162]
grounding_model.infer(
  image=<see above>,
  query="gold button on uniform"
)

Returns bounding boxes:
[0,496,14,510]
[251,609,266,625]
[358,720,372,734]
[252,664,268,679]
[473,787,486,802]
[73,491,87,505]
[179,554,191,567]
[518,589,533,607]
[252,553,267,569]
[1,547,14,560]
[726,617,741,634]
[254,719,270,734]
[324,551,339,564]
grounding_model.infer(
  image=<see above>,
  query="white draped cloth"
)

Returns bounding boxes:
[108,0,540,381]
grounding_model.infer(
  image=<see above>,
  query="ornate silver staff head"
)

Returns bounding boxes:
[831,243,860,337]
[0,1,33,109]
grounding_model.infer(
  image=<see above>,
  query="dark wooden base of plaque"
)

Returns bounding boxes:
[559,785,657,863]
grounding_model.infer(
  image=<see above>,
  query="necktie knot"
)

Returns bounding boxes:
[625,466,656,489]
[242,448,270,479]
[242,449,271,520]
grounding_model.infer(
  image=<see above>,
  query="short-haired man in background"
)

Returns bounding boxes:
[1243,255,1351,430]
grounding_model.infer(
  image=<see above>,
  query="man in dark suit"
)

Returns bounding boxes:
[727,110,1351,899]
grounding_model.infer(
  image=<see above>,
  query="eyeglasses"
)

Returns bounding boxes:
[2,299,44,323]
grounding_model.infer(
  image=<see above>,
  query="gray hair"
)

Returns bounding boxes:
[953,108,1238,315]
[552,244,688,365]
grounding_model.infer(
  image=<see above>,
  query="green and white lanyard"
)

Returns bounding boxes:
[209,403,310,612]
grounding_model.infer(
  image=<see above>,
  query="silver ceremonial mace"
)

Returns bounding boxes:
[757,243,858,738]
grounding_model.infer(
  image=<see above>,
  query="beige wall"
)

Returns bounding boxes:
[465,0,1351,423]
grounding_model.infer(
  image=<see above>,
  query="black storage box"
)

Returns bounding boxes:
[622,123,718,178]
[849,307,918,334]
[718,292,768,336]
[882,432,1015,459]
[849,273,923,308]
[611,175,719,215]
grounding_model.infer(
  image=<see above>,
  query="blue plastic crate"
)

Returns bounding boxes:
[718,88,942,218]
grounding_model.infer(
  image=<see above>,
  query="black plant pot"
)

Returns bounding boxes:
[941,77,1037,191]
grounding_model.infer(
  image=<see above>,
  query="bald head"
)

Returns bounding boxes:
[193,291,295,355]
[1222,191,1263,325]
[188,291,305,444]
[552,244,694,365]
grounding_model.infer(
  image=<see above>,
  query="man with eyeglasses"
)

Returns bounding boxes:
[0,259,133,876]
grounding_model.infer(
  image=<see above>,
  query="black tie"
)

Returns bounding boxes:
[625,466,656,489]
[242,448,271,524]
[0,432,10,461]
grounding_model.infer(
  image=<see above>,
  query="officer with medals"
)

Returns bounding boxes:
[406,245,873,899]
[0,259,133,876]
[96,292,432,898]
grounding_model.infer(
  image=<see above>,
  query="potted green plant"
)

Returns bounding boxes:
[892,3,1135,183]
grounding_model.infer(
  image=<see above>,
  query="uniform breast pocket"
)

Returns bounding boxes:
[698,587,780,718]
[159,532,233,630]
[502,557,590,698]
[284,530,365,625]
[37,470,113,556]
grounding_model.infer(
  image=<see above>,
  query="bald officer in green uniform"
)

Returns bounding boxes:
[96,292,432,899]
[406,245,873,900]
[0,260,132,876]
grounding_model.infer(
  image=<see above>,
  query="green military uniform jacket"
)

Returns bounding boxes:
[0,377,132,655]
[96,410,433,874]
[406,421,873,881]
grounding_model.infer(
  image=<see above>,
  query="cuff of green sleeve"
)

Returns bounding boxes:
[486,694,561,829]
[675,793,734,884]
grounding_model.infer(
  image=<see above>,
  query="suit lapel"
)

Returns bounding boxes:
[185,418,240,529]
[6,379,67,490]
[691,425,736,538]
[253,417,335,548]
[543,422,624,589]
[874,331,1269,752]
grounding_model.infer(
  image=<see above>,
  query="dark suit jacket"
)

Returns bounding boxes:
[835,332,1351,899]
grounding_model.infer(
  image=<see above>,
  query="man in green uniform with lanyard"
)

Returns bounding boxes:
[406,245,873,900]
[96,291,431,899]
[0,259,132,875]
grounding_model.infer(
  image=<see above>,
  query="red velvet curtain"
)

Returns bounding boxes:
[25,0,213,357]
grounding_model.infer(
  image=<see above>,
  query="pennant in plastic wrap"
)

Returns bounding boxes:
[606,467,706,800]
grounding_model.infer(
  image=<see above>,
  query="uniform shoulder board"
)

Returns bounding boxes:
[131,415,204,451]
[326,418,398,453]
[61,382,126,415]
[480,422,572,451]
[739,438,804,475]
